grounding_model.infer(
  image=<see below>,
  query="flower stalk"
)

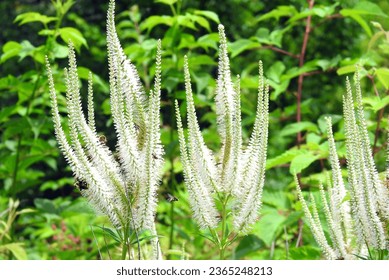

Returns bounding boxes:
[175,24,269,259]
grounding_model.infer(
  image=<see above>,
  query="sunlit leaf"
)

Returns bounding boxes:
[14,12,57,25]
[59,27,88,51]
[289,152,319,174]
[375,68,389,89]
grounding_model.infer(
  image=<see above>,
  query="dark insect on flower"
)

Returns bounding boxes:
[163,192,178,202]
[98,134,107,145]
[152,153,159,160]
[75,179,88,190]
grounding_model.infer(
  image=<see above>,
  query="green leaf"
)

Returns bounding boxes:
[131,234,161,245]
[281,64,318,81]
[141,39,158,51]
[190,14,210,31]
[176,15,196,30]
[14,12,57,26]
[362,95,389,112]
[0,243,27,260]
[375,68,389,89]
[52,42,69,58]
[288,4,338,23]
[95,226,122,244]
[193,10,220,24]
[317,114,342,133]
[263,190,291,210]
[267,61,286,83]
[228,39,260,58]
[337,65,356,75]
[38,29,56,37]
[34,198,58,215]
[343,13,372,36]
[289,245,322,260]
[340,2,388,36]
[289,152,319,174]
[266,149,306,169]
[256,5,297,22]
[254,207,286,246]
[280,121,318,137]
[341,1,388,18]
[188,55,217,67]
[255,27,289,47]
[1,42,22,63]
[18,40,37,61]
[234,235,265,259]
[59,27,88,51]
[155,0,177,5]
[140,15,174,32]
[197,33,219,50]
[268,79,290,100]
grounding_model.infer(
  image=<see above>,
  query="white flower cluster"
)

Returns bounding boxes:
[176,25,269,234]
[297,71,389,259]
[46,0,163,259]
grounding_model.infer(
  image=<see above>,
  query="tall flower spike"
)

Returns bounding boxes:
[343,74,387,250]
[295,177,337,259]
[46,0,164,259]
[297,70,388,259]
[176,24,269,235]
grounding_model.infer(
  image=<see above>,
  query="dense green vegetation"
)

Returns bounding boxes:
[1,0,388,260]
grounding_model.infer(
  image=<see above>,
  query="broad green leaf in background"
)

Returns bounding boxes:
[266,149,306,170]
[256,5,298,22]
[288,3,338,23]
[254,207,287,246]
[0,243,27,260]
[187,14,210,31]
[340,1,388,37]
[337,64,357,75]
[193,10,220,24]
[267,61,286,83]
[155,0,177,5]
[59,27,88,51]
[288,246,322,260]
[1,42,22,63]
[255,27,289,48]
[289,152,319,174]
[14,12,57,26]
[281,64,318,81]
[140,15,174,32]
[197,33,219,50]
[363,96,389,112]
[280,121,318,137]
[228,39,260,58]
[176,14,197,30]
[375,68,389,89]
[234,235,265,259]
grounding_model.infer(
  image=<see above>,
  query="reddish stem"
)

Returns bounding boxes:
[296,0,315,148]
[261,45,300,59]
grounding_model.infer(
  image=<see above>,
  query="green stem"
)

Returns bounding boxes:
[218,195,230,260]
[10,72,41,198]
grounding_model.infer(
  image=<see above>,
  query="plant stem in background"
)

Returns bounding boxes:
[294,0,315,247]
[296,0,315,148]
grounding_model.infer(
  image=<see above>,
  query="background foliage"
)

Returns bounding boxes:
[0,0,388,259]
